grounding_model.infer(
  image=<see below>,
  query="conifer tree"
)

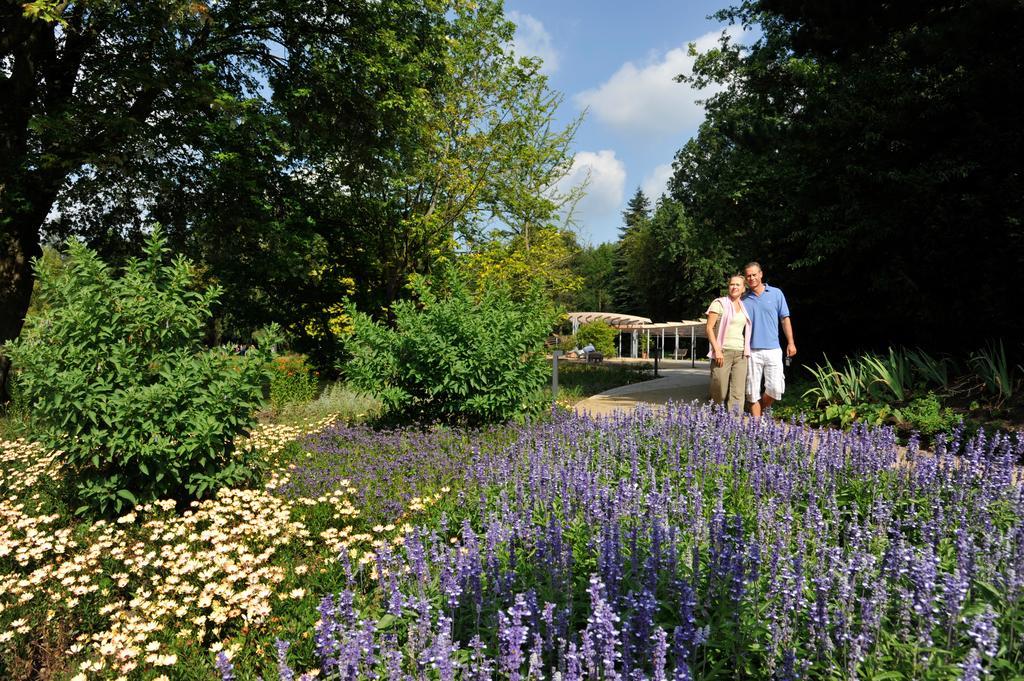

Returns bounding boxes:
[611,188,651,314]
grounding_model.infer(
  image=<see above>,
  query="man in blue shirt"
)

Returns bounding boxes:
[741,262,796,418]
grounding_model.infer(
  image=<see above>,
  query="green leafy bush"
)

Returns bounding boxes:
[574,320,617,357]
[3,230,270,516]
[268,353,319,411]
[895,393,961,439]
[344,268,557,424]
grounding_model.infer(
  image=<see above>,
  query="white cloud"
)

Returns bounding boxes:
[507,11,559,74]
[558,149,626,230]
[574,26,744,136]
[641,163,674,201]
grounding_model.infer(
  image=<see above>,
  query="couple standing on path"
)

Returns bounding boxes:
[705,262,796,416]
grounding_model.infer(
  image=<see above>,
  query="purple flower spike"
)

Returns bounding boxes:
[215,651,235,681]
[961,647,983,681]
[275,639,294,681]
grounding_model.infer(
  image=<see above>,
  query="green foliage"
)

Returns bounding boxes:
[592,192,716,322]
[557,334,578,352]
[803,355,869,408]
[568,242,616,312]
[573,321,617,357]
[895,393,961,440]
[552,362,653,404]
[275,382,383,426]
[611,188,651,314]
[459,227,583,308]
[267,354,319,412]
[970,340,1018,402]
[0,373,31,439]
[344,268,557,425]
[4,0,580,382]
[798,348,975,440]
[861,348,913,402]
[3,230,269,516]
[905,347,954,391]
[669,1,1024,353]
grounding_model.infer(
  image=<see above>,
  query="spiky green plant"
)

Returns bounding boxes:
[969,340,1017,402]
[861,348,913,403]
[905,347,953,392]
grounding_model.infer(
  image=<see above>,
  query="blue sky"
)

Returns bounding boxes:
[504,0,744,245]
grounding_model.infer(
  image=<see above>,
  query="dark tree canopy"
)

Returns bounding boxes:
[669,0,1024,355]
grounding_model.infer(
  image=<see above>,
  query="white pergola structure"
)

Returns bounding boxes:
[565,312,652,335]
[565,312,709,365]
[565,312,652,359]
[615,320,708,365]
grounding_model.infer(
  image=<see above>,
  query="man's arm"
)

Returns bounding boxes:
[781,317,796,357]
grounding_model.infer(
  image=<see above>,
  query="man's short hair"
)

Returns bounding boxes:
[743,261,762,273]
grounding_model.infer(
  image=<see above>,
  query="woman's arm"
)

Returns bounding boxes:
[706,312,723,366]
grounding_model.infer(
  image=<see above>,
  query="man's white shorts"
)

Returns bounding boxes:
[747,348,785,402]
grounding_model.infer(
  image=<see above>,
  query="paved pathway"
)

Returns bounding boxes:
[572,359,711,417]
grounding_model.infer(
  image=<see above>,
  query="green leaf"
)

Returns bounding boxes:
[376,614,399,630]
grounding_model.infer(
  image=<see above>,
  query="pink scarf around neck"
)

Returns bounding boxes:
[706,295,752,358]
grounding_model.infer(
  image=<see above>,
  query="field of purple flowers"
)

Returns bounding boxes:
[262,405,1024,680]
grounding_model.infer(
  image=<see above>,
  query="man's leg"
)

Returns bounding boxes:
[746,351,764,417]
[757,349,785,415]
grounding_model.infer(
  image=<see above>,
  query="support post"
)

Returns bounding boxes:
[690,326,696,368]
[552,350,562,401]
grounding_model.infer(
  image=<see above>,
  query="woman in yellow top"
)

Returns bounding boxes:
[705,274,753,414]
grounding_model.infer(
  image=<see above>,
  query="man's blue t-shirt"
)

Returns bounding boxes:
[741,285,790,350]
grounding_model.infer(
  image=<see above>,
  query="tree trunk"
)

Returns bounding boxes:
[0,216,42,402]
[1,9,79,402]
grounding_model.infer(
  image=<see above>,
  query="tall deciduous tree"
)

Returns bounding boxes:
[2,0,449,390]
[1,0,580,387]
